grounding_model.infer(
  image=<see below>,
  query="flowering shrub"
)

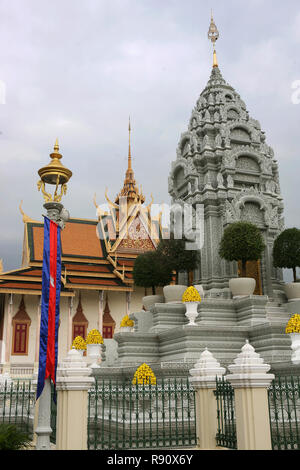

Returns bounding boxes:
[86,329,103,345]
[72,336,86,350]
[120,315,134,328]
[286,314,300,334]
[132,363,157,386]
[182,286,201,303]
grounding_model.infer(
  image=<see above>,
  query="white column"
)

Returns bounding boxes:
[67,296,74,350]
[34,377,52,450]
[225,340,274,450]
[98,290,104,334]
[56,348,94,450]
[3,294,13,372]
[34,296,42,372]
[126,291,131,315]
[189,348,226,450]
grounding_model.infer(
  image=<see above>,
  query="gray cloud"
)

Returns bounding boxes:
[0,0,299,275]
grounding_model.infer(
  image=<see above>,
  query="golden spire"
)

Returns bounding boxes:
[54,138,59,153]
[128,117,132,170]
[208,11,219,68]
[115,119,145,206]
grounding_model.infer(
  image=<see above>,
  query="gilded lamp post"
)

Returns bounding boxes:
[35,140,72,450]
[37,139,72,227]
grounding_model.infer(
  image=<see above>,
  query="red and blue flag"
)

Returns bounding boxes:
[37,217,62,402]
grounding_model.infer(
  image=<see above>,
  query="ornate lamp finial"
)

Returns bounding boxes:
[208,11,219,68]
[37,139,72,203]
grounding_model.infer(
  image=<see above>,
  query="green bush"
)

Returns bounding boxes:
[133,250,173,295]
[156,233,199,284]
[219,222,265,277]
[273,228,300,282]
[0,423,32,450]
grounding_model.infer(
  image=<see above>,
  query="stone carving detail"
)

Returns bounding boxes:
[261,158,273,175]
[215,133,222,148]
[223,151,236,169]
[236,156,260,172]
[187,157,196,174]
[230,127,251,142]
[227,175,234,188]
[204,173,213,189]
[223,200,241,224]
[241,202,265,226]
[191,132,199,153]
[265,180,276,194]
[202,135,211,151]
[217,173,225,189]
[204,110,211,122]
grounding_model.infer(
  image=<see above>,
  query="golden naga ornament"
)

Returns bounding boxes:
[37,139,72,203]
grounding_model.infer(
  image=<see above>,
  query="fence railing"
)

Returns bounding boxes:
[268,375,300,450]
[88,378,196,450]
[0,380,35,437]
[214,377,237,450]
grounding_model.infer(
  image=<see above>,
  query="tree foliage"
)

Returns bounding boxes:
[0,423,32,450]
[219,222,265,277]
[133,251,173,295]
[156,233,199,284]
[273,228,300,282]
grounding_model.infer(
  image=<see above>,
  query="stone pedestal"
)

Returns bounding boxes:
[226,340,274,450]
[56,348,94,450]
[189,349,226,450]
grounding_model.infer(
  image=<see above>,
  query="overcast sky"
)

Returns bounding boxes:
[0,0,300,275]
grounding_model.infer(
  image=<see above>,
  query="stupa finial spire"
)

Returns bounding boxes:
[208,11,219,68]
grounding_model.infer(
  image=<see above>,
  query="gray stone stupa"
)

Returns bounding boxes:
[96,17,297,380]
[168,38,285,301]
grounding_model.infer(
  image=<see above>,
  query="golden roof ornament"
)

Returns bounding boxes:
[37,139,72,203]
[115,119,145,206]
[208,11,219,68]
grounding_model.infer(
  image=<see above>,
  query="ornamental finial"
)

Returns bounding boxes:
[208,11,219,68]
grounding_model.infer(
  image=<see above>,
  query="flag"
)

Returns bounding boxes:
[36,217,62,402]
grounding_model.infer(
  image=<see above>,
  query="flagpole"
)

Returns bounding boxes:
[34,141,72,450]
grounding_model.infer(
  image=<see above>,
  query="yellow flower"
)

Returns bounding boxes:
[132,363,157,386]
[286,314,300,334]
[120,314,135,328]
[86,329,104,345]
[182,286,201,303]
[72,336,87,350]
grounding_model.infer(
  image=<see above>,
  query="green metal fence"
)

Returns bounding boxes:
[215,377,237,450]
[88,378,196,450]
[0,379,57,444]
[0,379,35,437]
[268,375,300,450]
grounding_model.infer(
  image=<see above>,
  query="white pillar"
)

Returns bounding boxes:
[34,296,42,373]
[189,348,226,450]
[3,294,13,373]
[34,377,52,450]
[225,340,274,450]
[126,291,131,315]
[56,348,94,450]
[98,290,104,334]
[67,296,73,350]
